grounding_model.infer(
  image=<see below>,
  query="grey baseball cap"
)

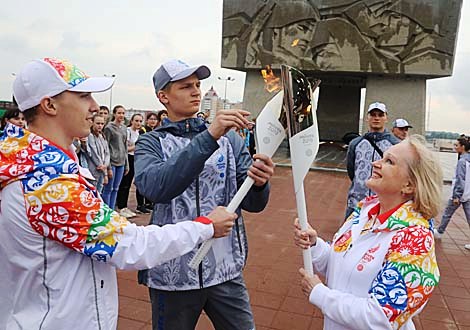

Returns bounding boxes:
[153,59,211,91]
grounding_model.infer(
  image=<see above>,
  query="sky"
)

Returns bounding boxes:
[0,0,468,133]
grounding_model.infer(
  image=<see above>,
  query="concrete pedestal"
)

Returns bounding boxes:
[363,77,426,135]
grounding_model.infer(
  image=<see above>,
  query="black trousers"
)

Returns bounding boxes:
[116,154,134,209]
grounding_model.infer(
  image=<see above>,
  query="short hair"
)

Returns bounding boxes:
[146,112,158,120]
[456,136,470,151]
[99,105,109,113]
[157,109,168,122]
[405,135,443,219]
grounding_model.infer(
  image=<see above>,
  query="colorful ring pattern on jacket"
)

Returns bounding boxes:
[0,125,128,262]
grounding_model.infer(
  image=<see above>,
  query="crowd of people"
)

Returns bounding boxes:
[0,56,465,330]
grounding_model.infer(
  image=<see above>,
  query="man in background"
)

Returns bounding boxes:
[392,118,413,140]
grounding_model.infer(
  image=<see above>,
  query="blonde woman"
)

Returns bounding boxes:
[294,136,442,330]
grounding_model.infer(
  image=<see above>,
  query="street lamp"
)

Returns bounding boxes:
[104,74,116,109]
[217,76,235,108]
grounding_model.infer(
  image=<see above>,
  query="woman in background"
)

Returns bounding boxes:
[116,113,143,218]
[136,112,158,214]
[156,109,168,127]
[102,105,129,211]
[140,112,158,134]
[87,114,110,193]
[1,108,26,132]
[294,136,442,330]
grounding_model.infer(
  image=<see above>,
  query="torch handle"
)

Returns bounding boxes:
[188,177,255,269]
[296,183,314,276]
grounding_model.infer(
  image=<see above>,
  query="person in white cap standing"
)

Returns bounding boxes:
[134,59,275,330]
[0,58,238,330]
[392,118,413,140]
[345,101,400,219]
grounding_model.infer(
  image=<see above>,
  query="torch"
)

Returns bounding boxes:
[188,87,286,269]
[281,64,321,276]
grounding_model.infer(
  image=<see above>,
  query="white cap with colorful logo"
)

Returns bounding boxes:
[13,58,115,111]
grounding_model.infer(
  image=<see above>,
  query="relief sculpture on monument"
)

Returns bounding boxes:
[222,0,461,77]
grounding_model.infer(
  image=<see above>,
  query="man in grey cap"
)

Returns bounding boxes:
[0,58,237,330]
[392,118,413,140]
[134,59,276,330]
[345,101,400,219]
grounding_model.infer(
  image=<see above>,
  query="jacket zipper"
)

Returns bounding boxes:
[368,135,377,197]
[187,120,205,289]
[235,217,242,254]
[196,176,204,289]
[91,260,103,330]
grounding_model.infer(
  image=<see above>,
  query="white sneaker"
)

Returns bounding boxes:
[433,229,442,239]
[464,244,470,250]
[127,208,137,217]
[120,208,136,218]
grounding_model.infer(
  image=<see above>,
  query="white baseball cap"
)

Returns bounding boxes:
[393,118,413,128]
[13,58,115,111]
[367,101,388,113]
[153,59,210,91]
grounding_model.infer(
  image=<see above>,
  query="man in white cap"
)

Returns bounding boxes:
[392,118,413,140]
[0,58,237,330]
[345,101,400,219]
[134,59,275,330]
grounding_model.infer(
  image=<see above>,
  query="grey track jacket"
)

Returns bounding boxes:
[346,130,399,211]
[134,118,270,290]
[451,153,470,201]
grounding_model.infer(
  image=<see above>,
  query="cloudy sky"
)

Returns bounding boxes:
[0,0,468,133]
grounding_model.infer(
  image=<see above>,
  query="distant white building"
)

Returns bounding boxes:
[201,86,223,123]
[201,86,244,122]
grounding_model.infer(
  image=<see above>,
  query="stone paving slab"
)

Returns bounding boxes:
[117,167,470,330]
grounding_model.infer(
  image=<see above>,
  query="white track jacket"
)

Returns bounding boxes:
[0,125,214,329]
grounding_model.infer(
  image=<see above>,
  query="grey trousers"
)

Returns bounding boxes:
[148,275,255,330]
[438,199,470,233]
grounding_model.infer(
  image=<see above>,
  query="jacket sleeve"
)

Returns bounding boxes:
[134,130,220,203]
[23,175,214,270]
[309,237,331,276]
[86,135,102,167]
[347,137,360,181]
[309,226,438,330]
[452,158,466,199]
[227,130,270,213]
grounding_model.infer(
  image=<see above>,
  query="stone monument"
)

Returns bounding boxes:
[222,0,462,140]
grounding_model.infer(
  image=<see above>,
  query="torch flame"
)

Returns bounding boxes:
[291,39,300,47]
[260,65,282,93]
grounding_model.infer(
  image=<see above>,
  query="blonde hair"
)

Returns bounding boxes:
[405,135,443,219]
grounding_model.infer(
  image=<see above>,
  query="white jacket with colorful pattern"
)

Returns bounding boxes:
[0,125,215,330]
[308,196,439,330]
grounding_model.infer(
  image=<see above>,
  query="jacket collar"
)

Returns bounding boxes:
[155,117,207,135]
[357,196,429,232]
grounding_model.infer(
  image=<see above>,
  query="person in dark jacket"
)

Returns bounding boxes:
[134,59,275,330]
[345,101,399,219]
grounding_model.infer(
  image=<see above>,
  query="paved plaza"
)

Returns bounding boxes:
[117,167,470,330]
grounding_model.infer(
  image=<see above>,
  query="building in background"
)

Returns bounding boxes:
[201,86,244,122]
